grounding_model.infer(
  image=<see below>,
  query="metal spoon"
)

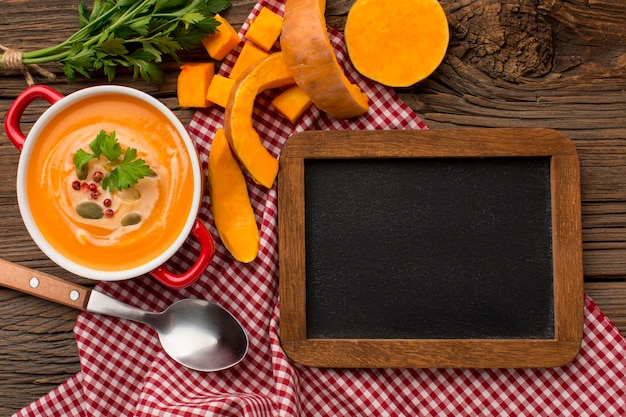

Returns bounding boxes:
[0,259,248,372]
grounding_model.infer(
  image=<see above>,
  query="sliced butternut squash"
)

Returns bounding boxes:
[280,0,369,119]
[206,74,236,108]
[271,84,313,124]
[208,128,259,263]
[345,0,449,87]
[229,42,270,79]
[245,7,284,51]
[224,52,295,188]
[177,62,214,108]
[201,14,241,61]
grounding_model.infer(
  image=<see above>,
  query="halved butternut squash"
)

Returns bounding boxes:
[280,0,369,119]
[224,52,295,188]
[208,128,259,263]
[345,0,449,87]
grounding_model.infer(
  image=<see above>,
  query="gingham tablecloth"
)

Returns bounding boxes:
[16,1,626,416]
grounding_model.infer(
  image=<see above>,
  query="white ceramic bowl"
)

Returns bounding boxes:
[5,85,214,288]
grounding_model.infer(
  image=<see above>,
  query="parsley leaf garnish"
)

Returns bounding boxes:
[74,130,156,192]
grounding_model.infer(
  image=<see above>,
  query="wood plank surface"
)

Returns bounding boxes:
[1,0,625,414]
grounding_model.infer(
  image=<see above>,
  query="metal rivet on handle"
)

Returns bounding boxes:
[29,277,39,288]
[69,290,80,301]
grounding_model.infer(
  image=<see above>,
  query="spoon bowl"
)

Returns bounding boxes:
[0,259,248,372]
[147,299,248,371]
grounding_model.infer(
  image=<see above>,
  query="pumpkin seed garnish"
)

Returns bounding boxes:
[121,212,142,226]
[76,201,104,219]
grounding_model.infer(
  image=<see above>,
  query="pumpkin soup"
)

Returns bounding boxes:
[26,93,195,272]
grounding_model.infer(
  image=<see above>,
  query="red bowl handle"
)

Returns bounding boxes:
[149,219,215,289]
[4,85,64,151]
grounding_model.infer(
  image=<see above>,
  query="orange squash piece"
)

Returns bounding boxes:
[201,14,241,61]
[229,42,270,79]
[208,128,259,263]
[224,52,295,188]
[271,85,312,124]
[281,0,369,119]
[177,62,214,107]
[206,75,236,108]
[246,7,284,51]
[345,0,449,87]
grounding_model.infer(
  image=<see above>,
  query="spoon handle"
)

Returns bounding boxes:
[0,258,90,310]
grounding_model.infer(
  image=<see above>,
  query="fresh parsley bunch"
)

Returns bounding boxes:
[74,130,156,191]
[1,0,231,83]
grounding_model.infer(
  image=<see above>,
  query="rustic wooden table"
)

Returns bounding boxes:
[1,0,625,414]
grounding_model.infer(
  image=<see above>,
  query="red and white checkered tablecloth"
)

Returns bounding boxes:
[16,1,626,416]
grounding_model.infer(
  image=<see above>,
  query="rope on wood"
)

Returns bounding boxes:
[0,44,56,86]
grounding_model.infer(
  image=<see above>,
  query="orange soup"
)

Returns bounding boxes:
[26,93,195,272]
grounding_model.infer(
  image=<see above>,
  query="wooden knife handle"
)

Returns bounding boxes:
[0,259,90,310]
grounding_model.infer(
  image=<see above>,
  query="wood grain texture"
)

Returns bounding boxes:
[0,0,624,414]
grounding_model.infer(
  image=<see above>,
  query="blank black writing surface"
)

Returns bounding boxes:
[304,157,554,340]
[278,128,583,368]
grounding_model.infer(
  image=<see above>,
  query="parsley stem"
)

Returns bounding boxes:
[21,2,121,61]
[107,0,153,31]
[21,52,72,66]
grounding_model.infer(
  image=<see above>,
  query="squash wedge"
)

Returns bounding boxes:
[224,52,295,188]
[281,0,369,119]
[208,128,259,263]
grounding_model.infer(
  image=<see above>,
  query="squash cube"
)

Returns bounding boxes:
[229,42,270,79]
[177,62,215,107]
[206,75,237,108]
[201,14,241,60]
[246,7,284,51]
[271,84,312,124]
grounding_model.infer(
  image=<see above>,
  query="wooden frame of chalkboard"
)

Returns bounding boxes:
[278,128,583,369]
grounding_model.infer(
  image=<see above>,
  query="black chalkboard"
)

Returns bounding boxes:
[278,128,583,369]
[304,157,554,340]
